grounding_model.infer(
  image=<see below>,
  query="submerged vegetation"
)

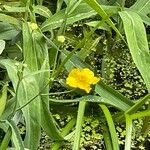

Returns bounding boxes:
[0,0,150,150]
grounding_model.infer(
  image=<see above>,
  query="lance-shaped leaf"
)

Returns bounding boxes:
[0,85,7,118]
[119,11,150,91]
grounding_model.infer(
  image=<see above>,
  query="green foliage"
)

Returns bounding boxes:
[0,0,150,150]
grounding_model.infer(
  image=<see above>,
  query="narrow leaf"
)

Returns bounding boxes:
[41,3,119,32]
[130,110,150,120]
[95,81,134,111]
[0,59,41,150]
[84,0,123,39]
[0,85,7,118]
[0,13,20,26]
[6,120,25,150]
[125,114,133,150]
[73,101,86,150]
[99,104,119,150]
[130,0,150,15]
[126,94,150,114]
[119,11,150,91]
[0,40,5,54]
[33,5,52,18]
[3,5,25,12]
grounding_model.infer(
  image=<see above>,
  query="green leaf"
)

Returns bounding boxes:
[40,101,63,141]
[22,22,38,71]
[84,0,123,39]
[95,81,134,111]
[0,22,19,40]
[41,2,119,32]
[130,110,150,119]
[126,94,150,115]
[33,5,52,18]
[6,120,25,150]
[49,95,104,104]
[119,11,150,90]
[0,85,7,118]
[0,13,20,26]
[130,0,150,15]
[73,101,86,150]
[29,28,63,141]
[0,98,15,120]
[22,22,63,141]
[138,14,150,26]
[2,5,26,12]
[85,21,110,31]
[0,40,5,54]
[102,126,113,150]
[0,59,41,150]
[99,104,119,150]
[41,3,96,32]
[51,118,76,150]
[66,0,83,15]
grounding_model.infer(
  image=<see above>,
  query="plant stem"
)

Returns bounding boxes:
[16,80,51,112]
[24,0,30,21]
[125,114,132,150]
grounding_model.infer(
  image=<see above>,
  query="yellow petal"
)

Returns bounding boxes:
[84,86,91,93]
[81,68,99,84]
[77,81,91,93]
[68,68,80,78]
[66,77,78,88]
[91,77,100,84]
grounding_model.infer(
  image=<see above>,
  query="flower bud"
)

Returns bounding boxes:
[57,35,65,43]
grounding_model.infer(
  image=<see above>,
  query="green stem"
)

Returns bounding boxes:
[56,0,64,12]
[141,102,150,136]
[24,0,30,21]
[73,101,86,150]
[41,90,74,96]
[16,81,50,112]
[121,0,126,7]
[125,114,132,150]
[0,127,12,150]
[12,80,21,114]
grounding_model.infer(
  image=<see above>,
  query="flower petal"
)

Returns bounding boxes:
[68,68,80,78]
[91,77,100,84]
[66,77,78,88]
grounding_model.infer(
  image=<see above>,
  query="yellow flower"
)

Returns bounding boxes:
[66,68,100,93]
